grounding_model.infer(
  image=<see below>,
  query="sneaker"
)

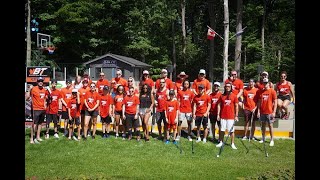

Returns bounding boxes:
[196,137,201,143]
[242,136,248,140]
[37,138,43,142]
[54,133,59,139]
[73,136,78,141]
[106,134,110,138]
[175,136,180,141]
[203,138,207,144]
[87,131,91,137]
[103,134,107,138]
[115,134,119,139]
[269,140,274,146]
[284,112,290,120]
[259,139,264,143]
[249,136,256,141]
[216,142,223,147]
[92,135,95,139]
[34,139,40,144]
[45,134,49,139]
[187,136,192,142]
[173,140,178,145]
[30,140,35,144]
[231,143,237,150]
[165,140,170,144]
[68,137,72,140]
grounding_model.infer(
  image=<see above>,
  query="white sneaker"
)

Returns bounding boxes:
[269,140,274,146]
[54,133,59,139]
[115,134,119,139]
[203,138,207,144]
[242,136,248,140]
[187,136,192,141]
[196,137,201,143]
[37,138,43,142]
[216,142,223,147]
[34,139,40,144]
[73,136,79,141]
[175,135,180,141]
[259,139,264,143]
[45,134,49,139]
[231,143,237,149]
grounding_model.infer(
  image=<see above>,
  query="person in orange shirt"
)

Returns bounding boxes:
[27,77,48,144]
[60,78,73,136]
[255,71,269,90]
[191,69,211,95]
[125,76,139,96]
[139,84,155,141]
[192,84,211,143]
[83,82,100,140]
[209,82,222,143]
[256,78,277,146]
[139,70,155,93]
[122,86,140,140]
[165,90,179,144]
[113,85,125,139]
[45,79,61,139]
[276,71,295,120]
[79,79,90,138]
[155,78,169,140]
[99,86,114,138]
[175,71,189,93]
[216,82,239,150]
[111,69,128,98]
[155,69,174,91]
[177,79,194,141]
[224,70,244,108]
[67,89,81,141]
[96,72,110,95]
[242,79,258,141]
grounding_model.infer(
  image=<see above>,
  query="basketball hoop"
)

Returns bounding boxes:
[47,45,56,54]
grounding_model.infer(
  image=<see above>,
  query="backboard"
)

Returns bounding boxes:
[37,33,51,48]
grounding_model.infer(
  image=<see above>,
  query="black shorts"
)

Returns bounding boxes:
[46,114,59,124]
[125,113,140,129]
[244,109,258,122]
[209,114,220,127]
[101,115,112,123]
[278,94,291,101]
[114,110,123,117]
[156,111,167,125]
[81,110,86,115]
[195,116,208,127]
[69,117,80,126]
[61,111,69,119]
[33,110,46,124]
[85,110,99,117]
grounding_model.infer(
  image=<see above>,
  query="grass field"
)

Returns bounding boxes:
[25,129,295,180]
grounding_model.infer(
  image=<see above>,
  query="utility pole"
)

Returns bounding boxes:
[26,0,31,66]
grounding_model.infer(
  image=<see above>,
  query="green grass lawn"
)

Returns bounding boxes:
[25,129,295,180]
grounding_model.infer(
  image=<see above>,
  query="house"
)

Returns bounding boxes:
[82,53,152,81]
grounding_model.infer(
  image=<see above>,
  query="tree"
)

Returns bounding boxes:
[223,0,230,82]
[234,0,243,77]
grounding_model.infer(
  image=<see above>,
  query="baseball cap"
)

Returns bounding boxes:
[198,84,205,89]
[199,69,206,74]
[261,71,268,76]
[213,82,220,87]
[51,79,57,83]
[72,89,78,93]
[37,77,44,82]
[103,85,109,90]
[169,90,175,95]
[143,70,149,74]
[161,69,167,73]
[262,78,269,83]
[66,79,72,83]
[249,79,255,82]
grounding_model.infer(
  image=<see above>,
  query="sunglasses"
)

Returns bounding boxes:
[90,86,96,88]
[231,74,237,76]
[225,86,231,87]
[160,82,165,84]
[128,80,133,82]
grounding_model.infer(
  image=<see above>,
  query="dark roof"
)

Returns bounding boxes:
[83,53,152,68]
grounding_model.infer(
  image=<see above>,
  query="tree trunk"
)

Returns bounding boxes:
[243,46,246,81]
[234,0,243,77]
[261,0,266,62]
[26,0,32,66]
[277,49,281,76]
[223,0,229,82]
[172,21,177,82]
[208,0,215,82]
[181,0,186,68]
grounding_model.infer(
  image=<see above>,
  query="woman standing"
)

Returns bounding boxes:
[139,84,155,141]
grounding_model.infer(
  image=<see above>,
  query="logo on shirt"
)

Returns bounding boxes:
[168,106,174,112]
[116,98,123,102]
[262,94,269,101]
[39,93,45,99]
[71,103,77,109]
[198,100,204,106]
[248,93,254,99]
[224,99,231,106]
[88,97,94,103]
[66,93,71,99]
[101,100,107,106]
[183,95,189,100]
[212,98,218,104]
[127,101,133,106]
[52,95,58,101]
[280,88,287,92]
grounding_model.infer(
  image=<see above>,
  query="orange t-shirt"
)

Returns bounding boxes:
[255,81,265,91]
[276,81,291,96]
[219,93,239,120]
[139,78,154,90]
[192,78,211,94]
[60,87,73,111]
[155,78,174,90]
[156,88,168,112]
[257,88,277,114]
[84,91,100,110]
[111,77,128,92]
[165,99,179,123]
[209,91,222,115]
[31,86,47,110]
[46,88,61,114]
[192,93,211,116]
[225,78,244,96]
[243,87,258,111]
[175,79,183,92]
[68,97,81,118]
[96,79,110,95]
[177,89,194,113]
[114,94,124,111]
[79,86,90,110]
[123,95,140,115]
[99,94,113,118]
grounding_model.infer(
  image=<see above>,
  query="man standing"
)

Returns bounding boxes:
[155,78,169,140]
[60,79,73,136]
[155,69,174,91]
[96,72,110,95]
[209,82,222,142]
[192,69,211,95]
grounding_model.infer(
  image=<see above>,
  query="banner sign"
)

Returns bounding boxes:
[26,66,51,83]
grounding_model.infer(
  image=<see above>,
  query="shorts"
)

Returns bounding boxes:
[220,119,235,132]
[195,116,208,127]
[244,109,258,122]
[81,110,86,115]
[33,110,46,124]
[139,108,152,116]
[156,111,167,125]
[101,115,112,123]
[125,113,140,129]
[61,111,69,119]
[69,117,80,126]
[46,114,59,125]
[114,110,123,117]
[209,114,220,127]
[85,110,99,117]
[178,112,192,122]
[278,94,291,101]
[260,114,275,124]
[167,123,177,130]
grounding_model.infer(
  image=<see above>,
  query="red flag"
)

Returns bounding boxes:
[207,28,216,40]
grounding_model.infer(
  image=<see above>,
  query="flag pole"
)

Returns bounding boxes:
[207,25,224,40]
[229,26,247,40]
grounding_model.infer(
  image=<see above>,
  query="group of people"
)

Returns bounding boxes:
[25,68,295,150]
